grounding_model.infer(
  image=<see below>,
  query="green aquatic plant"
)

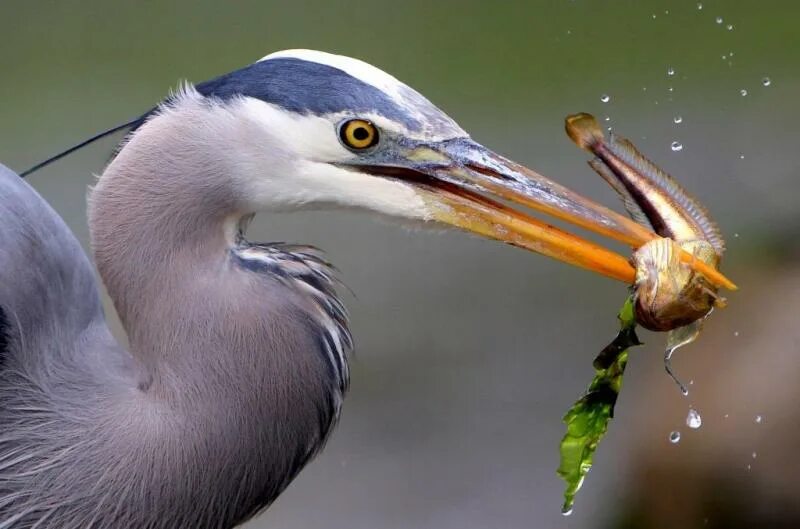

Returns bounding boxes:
[557,296,642,515]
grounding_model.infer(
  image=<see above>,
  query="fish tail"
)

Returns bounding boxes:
[565,113,605,151]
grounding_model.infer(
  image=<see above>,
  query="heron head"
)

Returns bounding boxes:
[179,49,659,281]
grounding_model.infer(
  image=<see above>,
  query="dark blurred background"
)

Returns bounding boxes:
[2,1,799,528]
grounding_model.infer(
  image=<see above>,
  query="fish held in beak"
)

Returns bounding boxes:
[565,112,730,332]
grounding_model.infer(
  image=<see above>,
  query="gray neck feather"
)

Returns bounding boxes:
[7,100,344,528]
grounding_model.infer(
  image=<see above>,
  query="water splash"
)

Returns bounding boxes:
[600,94,610,103]
[715,16,723,24]
[755,414,763,424]
[671,141,683,152]
[562,508,573,517]
[726,24,734,31]
[762,77,772,87]
[686,408,702,429]
[664,320,704,395]
[667,66,675,77]
[665,345,688,395]
[669,431,681,443]
[673,115,683,124]
[740,88,748,96]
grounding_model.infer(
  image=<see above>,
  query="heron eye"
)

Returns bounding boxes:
[339,119,379,150]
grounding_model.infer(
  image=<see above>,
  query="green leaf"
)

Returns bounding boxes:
[557,296,641,514]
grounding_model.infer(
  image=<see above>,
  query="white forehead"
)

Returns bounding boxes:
[259,49,466,140]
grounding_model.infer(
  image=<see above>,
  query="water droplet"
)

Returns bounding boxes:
[746,464,752,471]
[652,13,657,19]
[673,115,683,124]
[671,141,683,152]
[667,66,675,76]
[689,379,695,386]
[739,154,745,159]
[687,408,703,429]
[600,94,610,103]
[604,116,611,122]
[762,77,771,87]
[740,88,748,96]
[752,451,758,459]
[734,232,740,238]
[755,415,763,424]
[727,24,734,31]
[697,2,703,10]
[724,413,730,419]
[562,508,573,517]
[668,86,674,93]
[669,431,681,443]
[716,16,723,24]
[734,331,740,337]
[722,54,728,60]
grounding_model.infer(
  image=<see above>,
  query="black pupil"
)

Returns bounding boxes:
[352,126,370,141]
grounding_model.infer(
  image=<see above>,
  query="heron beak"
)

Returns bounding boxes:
[354,138,734,289]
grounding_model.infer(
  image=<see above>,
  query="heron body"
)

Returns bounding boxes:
[0,149,347,527]
[0,50,715,528]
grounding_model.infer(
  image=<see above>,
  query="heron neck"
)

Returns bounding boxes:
[86,104,283,394]
[86,134,339,527]
[90,138,234,351]
[87,104,339,400]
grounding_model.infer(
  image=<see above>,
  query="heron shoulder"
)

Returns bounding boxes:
[0,164,104,366]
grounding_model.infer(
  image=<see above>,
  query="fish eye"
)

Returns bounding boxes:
[339,119,379,150]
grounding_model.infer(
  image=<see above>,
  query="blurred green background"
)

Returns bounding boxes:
[2,1,799,528]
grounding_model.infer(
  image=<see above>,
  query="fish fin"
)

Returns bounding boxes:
[608,135,726,255]
[588,158,654,230]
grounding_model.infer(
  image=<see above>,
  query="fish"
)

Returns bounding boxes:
[565,112,727,332]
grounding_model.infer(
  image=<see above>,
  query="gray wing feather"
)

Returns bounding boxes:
[0,163,104,369]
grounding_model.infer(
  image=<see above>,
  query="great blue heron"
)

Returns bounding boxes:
[0,49,727,528]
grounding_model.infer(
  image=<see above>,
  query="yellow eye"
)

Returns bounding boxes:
[339,119,379,150]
